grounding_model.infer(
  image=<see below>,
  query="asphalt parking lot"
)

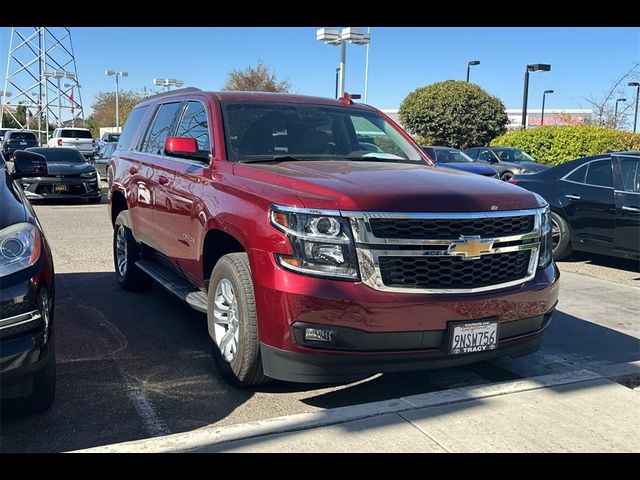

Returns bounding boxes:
[1,193,638,452]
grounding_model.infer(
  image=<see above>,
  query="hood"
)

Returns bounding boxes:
[43,162,94,176]
[436,162,497,175]
[518,161,549,173]
[0,168,27,229]
[234,160,543,212]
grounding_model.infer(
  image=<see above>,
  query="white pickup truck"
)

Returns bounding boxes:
[47,128,95,157]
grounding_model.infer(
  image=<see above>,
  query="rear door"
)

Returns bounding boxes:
[613,154,640,259]
[60,129,94,155]
[559,157,616,255]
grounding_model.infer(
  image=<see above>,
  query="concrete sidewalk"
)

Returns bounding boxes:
[76,365,640,453]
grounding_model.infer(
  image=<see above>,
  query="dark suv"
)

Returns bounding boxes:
[2,130,39,159]
[108,89,558,386]
[1,150,56,414]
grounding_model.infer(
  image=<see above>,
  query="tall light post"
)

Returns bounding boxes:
[106,70,128,130]
[466,60,480,82]
[614,98,626,129]
[153,78,184,92]
[317,27,371,98]
[521,64,551,129]
[541,89,554,126]
[628,82,640,133]
[44,69,75,127]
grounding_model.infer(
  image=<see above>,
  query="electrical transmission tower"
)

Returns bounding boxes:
[1,27,84,142]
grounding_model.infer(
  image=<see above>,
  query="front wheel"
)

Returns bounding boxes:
[113,211,152,291]
[500,171,514,182]
[207,253,270,387]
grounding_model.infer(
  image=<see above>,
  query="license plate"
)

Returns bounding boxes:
[54,184,68,193]
[448,320,499,355]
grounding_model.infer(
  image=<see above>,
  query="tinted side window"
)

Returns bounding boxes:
[140,102,182,155]
[566,164,588,183]
[422,147,436,160]
[478,149,493,161]
[585,159,613,187]
[619,156,640,193]
[465,148,479,159]
[117,106,149,151]
[175,101,211,153]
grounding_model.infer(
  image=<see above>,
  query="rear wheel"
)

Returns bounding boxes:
[113,210,152,291]
[550,211,573,260]
[207,253,270,387]
[500,171,514,181]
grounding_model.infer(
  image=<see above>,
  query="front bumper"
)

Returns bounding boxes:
[250,248,559,382]
[20,176,100,201]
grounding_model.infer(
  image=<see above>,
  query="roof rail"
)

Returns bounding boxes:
[142,87,202,101]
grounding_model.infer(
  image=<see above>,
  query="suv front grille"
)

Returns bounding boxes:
[378,251,531,289]
[369,216,534,240]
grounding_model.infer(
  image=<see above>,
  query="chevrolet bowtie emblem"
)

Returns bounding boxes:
[448,236,494,260]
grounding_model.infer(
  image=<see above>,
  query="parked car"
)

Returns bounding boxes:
[2,130,39,159]
[510,152,639,261]
[421,146,499,178]
[464,147,548,181]
[108,89,558,387]
[47,128,95,159]
[92,142,117,179]
[0,150,56,414]
[0,128,15,145]
[94,132,121,152]
[21,147,101,203]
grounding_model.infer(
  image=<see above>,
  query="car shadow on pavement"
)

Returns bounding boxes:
[560,251,640,274]
[2,272,639,452]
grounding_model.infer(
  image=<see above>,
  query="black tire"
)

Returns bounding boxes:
[207,253,270,387]
[550,211,573,260]
[500,171,514,182]
[113,210,152,291]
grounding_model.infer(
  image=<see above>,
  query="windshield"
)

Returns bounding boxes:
[435,149,474,163]
[222,103,425,163]
[28,148,86,164]
[494,148,536,163]
[60,129,93,139]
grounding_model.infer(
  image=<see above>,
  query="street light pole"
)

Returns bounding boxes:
[614,98,626,129]
[106,70,128,131]
[541,89,554,126]
[338,40,346,98]
[628,82,640,133]
[466,60,480,82]
[335,67,340,99]
[521,64,551,129]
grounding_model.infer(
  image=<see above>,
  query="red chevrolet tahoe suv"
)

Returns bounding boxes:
[107,88,559,386]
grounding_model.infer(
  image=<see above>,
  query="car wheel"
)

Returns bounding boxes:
[550,211,573,260]
[113,210,152,291]
[207,253,270,387]
[500,171,514,181]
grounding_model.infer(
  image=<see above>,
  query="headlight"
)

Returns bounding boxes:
[538,206,552,268]
[81,170,96,178]
[270,205,359,280]
[0,223,42,277]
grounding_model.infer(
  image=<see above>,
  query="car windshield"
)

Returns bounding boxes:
[435,149,474,163]
[494,148,536,163]
[28,148,86,164]
[60,129,93,139]
[222,102,425,163]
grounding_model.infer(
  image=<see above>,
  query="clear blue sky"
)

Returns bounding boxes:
[1,27,638,115]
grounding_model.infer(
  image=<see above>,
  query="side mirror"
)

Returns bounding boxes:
[164,137,208,162]
[13,150,48,178]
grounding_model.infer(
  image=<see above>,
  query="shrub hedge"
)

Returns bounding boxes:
[490,126,640,166]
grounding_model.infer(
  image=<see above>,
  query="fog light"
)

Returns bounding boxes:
[304,328,337,343]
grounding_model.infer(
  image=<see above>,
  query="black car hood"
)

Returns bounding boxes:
[44,162,94,175]
[518,161,549,173]
[0,168,27,229]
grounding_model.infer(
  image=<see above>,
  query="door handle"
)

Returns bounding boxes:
[565,194,581,200]
[129,166,138,175]
[158,175,169,185]
[622,205,640,213]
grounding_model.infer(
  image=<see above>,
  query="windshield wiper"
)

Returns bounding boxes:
[239,156,305,164]
[345,156,424,165]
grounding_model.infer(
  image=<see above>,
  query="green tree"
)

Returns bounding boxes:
[88,89,147,137]
[222,61,291,92]
[399,80,508,149]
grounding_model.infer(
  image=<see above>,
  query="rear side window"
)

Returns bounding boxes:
[117,106,149,151]
[566,164,588,183]
[60,129,92,138]
[618,156,640,192]
[585,159,613,187]
[139,102,182,155]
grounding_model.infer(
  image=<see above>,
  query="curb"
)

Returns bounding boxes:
[73,368,605,453]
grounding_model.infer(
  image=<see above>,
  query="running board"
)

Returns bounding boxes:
[136,259,208,313]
